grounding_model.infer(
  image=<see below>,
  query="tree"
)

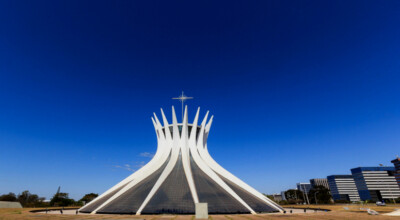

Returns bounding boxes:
[284,189,304,204]
[50,192,75,207]
[1,191,47,207]
[17,190,42,207]
[17,190,30,206]
[308,186,332,204]
[79,193,98,204]
[0,192,17,201]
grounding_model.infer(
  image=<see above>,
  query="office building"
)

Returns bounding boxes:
[391,157,400,188]
[280,191,287,201]
[310,178,330,189]
[296,183,311,194]
[271,194,283,202]
[351,167,400,201]
[327,175,360,202]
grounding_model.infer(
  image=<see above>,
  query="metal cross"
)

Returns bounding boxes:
[172,91,193,121]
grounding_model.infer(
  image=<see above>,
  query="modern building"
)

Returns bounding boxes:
[391,157,400,188]
[271,194,283,202]
[351,167,400,201]
[280,191,287,201]
[310,178,330,190]
[327,175,360,202]
[296,183,311,194]
[80,106,283,214]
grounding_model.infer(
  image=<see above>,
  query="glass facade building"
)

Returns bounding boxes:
[327,175,360,202]
[296,183,311,194]
[310,178,330,190]
[391,158,400,188]
[351,167,400,201]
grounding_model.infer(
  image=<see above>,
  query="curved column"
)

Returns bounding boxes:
[199,119,284,213]
[89,111,172,214]
[180,106,199,203]
[136,106,181,215]
[80,115,167,212]
[190,110,256,214]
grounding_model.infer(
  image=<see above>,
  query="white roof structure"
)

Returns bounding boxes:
[80,106,283,214]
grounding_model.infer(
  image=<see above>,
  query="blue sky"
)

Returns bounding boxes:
[1,0,400,200]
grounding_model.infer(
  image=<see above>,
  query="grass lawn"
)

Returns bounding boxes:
[0,204,399,219]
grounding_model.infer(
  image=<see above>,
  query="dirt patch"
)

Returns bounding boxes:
[1,206,399,220]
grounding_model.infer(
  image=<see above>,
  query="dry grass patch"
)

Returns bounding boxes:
[0,205,399,220]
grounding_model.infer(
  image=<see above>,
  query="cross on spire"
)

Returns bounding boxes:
[172,91,193,121]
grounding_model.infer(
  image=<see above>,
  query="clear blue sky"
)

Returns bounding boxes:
[1,0,400,200]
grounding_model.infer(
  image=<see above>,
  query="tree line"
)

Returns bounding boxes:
[279,185,400,205]
[280,185,332,205]
[0,190,98,207]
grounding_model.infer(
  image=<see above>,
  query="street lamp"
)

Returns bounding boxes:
[314,191,319,205]
[302,184,310,205]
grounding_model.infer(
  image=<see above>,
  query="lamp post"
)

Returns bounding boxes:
[302,184,310,205]
[314,191,319,205]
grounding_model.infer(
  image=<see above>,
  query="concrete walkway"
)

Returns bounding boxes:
[384,209,400,216]
[38,208,326,215]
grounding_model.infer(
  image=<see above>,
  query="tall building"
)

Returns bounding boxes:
[351,167,400,201]
[296,183,311,194]
[271,194,283,202]
[310,178,330,189]
[80,106,283,214]
[391,157,400,188]
[280,191,287,201]
[327,175,360,202]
